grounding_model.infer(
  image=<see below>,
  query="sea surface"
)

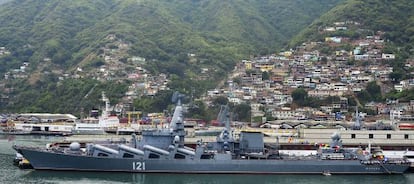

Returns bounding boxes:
[1,135,414,184]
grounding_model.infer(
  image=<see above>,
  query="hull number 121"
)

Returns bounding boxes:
[132,162,146,170]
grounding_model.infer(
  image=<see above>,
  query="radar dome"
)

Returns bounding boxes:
[174,135,180,144]
[69,142,81,151]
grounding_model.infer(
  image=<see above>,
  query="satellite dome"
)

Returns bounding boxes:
[69,142,81,151]
[174,135,180,144]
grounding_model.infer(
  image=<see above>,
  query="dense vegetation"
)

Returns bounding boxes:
[0,0,344,72]
[292,0,414,49]
[0,0,344,114]
[4,77,129,116]
[292,0,414,73]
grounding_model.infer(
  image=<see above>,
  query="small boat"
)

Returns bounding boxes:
[403,150,414,172]
[13,152,33,169]
[18,158,33,169]
[323,170,331,176]
[13,152,23,165]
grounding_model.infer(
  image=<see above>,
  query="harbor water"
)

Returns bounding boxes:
[1,135,414,184]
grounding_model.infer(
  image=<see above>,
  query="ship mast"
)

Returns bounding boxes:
[353,106,362,130]
[169,92,186,147]
[101,92,111,118]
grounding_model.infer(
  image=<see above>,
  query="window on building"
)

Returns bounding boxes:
[387,134,391,139]
[405,134,409,139]
[351,134,356,139]
[369,134,373,139]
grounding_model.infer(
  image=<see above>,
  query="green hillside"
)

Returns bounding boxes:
[0,0,343,73]
[0,0,344,113]
[291,0,414,53]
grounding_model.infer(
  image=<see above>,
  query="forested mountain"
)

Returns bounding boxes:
[0,0,343,74]
[0,0,345,113]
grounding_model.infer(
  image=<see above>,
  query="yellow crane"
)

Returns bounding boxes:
[127,111,142,126]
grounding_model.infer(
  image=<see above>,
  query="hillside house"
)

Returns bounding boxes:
[382,53,395,60]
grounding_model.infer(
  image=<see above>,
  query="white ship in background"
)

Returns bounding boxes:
[72,116,104,135]
[73,92,121,135]
[74,92,142,135]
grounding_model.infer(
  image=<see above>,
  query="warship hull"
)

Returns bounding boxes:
[16,147,409,174]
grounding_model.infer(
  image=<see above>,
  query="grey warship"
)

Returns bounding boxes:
[13,94,410,174]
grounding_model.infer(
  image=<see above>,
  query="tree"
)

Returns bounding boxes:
[212,96,229,107]
[320,56,328,64]
[232,103,251,122]
[389,71,404,83]
[356,90,372,105]
[187,100,208,119]
[262,71,270,80]
[366,81,382,102]
[232,77,242,86]
[133,90,173,113]
[292,88,308,106]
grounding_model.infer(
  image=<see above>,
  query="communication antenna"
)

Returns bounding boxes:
[171,91,185,105]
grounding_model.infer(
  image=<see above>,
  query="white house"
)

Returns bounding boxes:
[382,53,395,60]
